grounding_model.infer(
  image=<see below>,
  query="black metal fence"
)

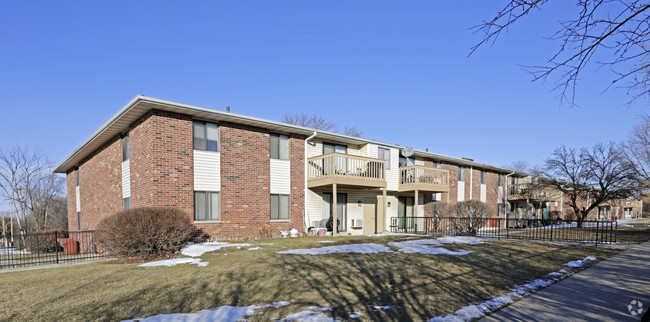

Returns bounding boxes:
[390,217,617,245]
[0,230,103,269]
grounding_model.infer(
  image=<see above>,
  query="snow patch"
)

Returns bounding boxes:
[365,232,420,237]
[565,256,597,268]
[284,306,336,321]
[123,301,291,321]
[248,247,261,251]
[181,242,253,257]
[0,247,30,255]
[278,243,393,255]
[138,258,207,268]
[436,236,484,245]
[318,240,336,243]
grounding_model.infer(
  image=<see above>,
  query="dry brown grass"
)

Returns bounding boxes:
[0,236,620,321]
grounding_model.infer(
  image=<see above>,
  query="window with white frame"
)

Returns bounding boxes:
[194,191,220,221]
[270,133,289,160]
[271,194,290,220]
[193,121,219,151]
[481,171,486,184]
[123,197,131,210]
[122,134,130,161]
[458,166,465,181]
[378,147,391,170]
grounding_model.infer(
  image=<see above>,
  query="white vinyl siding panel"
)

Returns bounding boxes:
[347,146,362,156]
[384,195,399,232]
[386,148,399,191]
[458,181,465,202]
[307,141,322,159]
[121,160,131,198]
[270,159,291,194]
[307,189,323,226]
[480,184,486,202]
[414,158,425,166]
[75,186,81,212]
[194,150,221,191]
[346,191,371,236]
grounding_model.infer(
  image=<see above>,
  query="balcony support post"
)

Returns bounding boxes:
[332,184,338,237]
[414,189,419,217]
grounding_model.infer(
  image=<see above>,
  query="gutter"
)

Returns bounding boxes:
[304,131,318,232]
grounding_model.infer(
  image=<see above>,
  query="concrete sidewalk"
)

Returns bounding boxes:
[482,241,650,321]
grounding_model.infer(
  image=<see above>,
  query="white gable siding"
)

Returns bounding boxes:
[307,141,322,159]
[194,150,220,191]
[307,189,323,227]
[121,160,131,198]
[75,186,80,212]
[270,159,290,194]
[458,181,465,202]
[414,158,425,166]
[480,184,487,202]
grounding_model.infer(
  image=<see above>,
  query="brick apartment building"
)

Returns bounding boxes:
[55,96,564,239]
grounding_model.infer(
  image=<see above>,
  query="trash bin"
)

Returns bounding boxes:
[317,229,326,237]
[58,238,78,255]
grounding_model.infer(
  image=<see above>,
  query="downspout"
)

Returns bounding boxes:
[504,171,516,225]
[469,166,473,200]
[304,131,318,233]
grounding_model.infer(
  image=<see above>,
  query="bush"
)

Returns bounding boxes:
[451,200,491,236]
[23,229,67,253]
[96,207,196,259]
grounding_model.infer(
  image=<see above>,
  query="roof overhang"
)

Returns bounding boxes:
[54,95,526,176]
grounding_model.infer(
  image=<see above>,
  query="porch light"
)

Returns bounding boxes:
[358,200,363,207]
[387,202,391,207]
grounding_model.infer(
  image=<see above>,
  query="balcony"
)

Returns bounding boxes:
[307,153,387,188]
[398,165,450,192]
[508,184,561,201]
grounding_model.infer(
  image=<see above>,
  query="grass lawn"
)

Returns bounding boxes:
[0,235,620,321]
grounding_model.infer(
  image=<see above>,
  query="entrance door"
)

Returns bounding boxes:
[377,197,385,233]
[363,198,377,234]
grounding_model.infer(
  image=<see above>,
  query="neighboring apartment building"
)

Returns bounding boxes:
[506,176,644,221]
[54,96,523,239]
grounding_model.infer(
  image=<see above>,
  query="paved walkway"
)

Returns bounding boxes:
[483,241,650,322]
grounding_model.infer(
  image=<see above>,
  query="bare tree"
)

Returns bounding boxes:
[0,146,66,235]
[281,113,336,131]
[473,1,650,105]
[506,160,529,172]
[623,114,650,189]
[343,126,363,138]
[538,142,640,227]
[282,113,364,138]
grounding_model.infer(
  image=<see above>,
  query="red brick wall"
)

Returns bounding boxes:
[441,162,457,203]
[74,136,124,230]
[66,171,77,231]
[197,123,305,240]
[130,110,194,215]
[485,171,500,217]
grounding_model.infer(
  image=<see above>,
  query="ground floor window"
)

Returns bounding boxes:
[271,194,290,220]
[77,212,81,231]
[323,192,347,232]
[123,197,131,210]
[398,196,414,229]
[497,203,502,217]
[194,191,220,221]
[598,206,610,220]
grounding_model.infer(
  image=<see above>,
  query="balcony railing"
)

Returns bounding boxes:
[398,165,450,192]
[307,153,386,188]
[508,184,561,201]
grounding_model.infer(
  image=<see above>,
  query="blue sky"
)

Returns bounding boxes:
[0,1,644,172]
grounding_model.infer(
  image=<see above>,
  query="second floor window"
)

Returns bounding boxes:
[323,143,347,154]
[193,121,219,151]
[458,166,465,182]
[270,133,289,160]
[481,171,486,184]
[498,174,503,187]
[379,147,391,170]
[122,134,130,161]
[76,169,80,186]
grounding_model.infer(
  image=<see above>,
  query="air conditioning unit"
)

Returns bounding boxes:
[351,219,364,227]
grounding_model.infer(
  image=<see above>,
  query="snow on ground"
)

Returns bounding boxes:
[0,247,30,255]
[436,236,484,245]
[429,256,597,321]
[181,242,253,257]
[565,256,597,268]
[278,243,394,255]
[388,239,474,256]
[318,240,336,243]
[124,302,291,322]
[138,258,209,268]
[365,232,420,237]
[284,306,336,321]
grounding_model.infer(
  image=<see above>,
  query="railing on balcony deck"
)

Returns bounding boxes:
[307,153,386,188]
[507,184,561,201]
[398,165,449,192]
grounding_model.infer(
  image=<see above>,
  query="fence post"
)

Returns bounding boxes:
[595,221,599,246]
[614,222,617,244]
[55,230,59,264]
[550,222,553,241]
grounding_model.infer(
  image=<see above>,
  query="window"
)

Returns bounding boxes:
[323,193,347,232]
[458,166,465,182]
[481,171,486,184]
[194,191,220,221]
[271,194,290,220]
[122,134,130,161]
[498,174,503,187]
[123,197,131,210]
[77,212,81,230]
[193,121,219,151]
[511,176,517,185]
[379,147,391,170]
[398,156,414,168]
[323,142,347,154]
[270,133,289,160]
[498,204,503,217]
[435,161,441,168]
[76,169,79,186]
